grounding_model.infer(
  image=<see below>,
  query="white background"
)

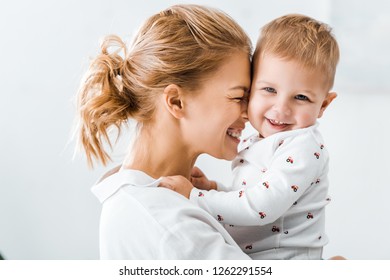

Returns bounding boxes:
[0,0,389,260]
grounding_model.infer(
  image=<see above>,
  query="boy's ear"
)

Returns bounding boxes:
[318,92,337,118]
[163,84,185,119]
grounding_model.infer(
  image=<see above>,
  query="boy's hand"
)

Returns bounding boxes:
[190,166,217,191]
[159,175,194,199]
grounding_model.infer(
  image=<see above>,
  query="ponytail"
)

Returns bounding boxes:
[76,35,136,167]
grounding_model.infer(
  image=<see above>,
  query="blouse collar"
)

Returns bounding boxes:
[91,166,162,203]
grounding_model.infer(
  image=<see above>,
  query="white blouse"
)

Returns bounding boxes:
[91,168,250,260]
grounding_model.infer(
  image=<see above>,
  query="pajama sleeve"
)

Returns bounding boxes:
[215,181,230,192]
[189,131,327,226]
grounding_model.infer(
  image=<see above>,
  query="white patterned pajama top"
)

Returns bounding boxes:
[189,123,331,259]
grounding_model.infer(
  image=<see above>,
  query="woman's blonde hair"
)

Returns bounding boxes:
[254,14,339,88]
[75,4,251,166]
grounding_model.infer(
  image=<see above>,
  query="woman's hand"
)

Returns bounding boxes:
[159,175,194,199]
[159,167,217,198]
[190,166,217,191]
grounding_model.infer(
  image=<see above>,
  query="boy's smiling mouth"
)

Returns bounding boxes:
[268,118,289,126]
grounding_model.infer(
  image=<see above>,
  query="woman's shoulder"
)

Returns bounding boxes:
[97,169,248,259]
[98,171,216,230]
[118,185,215,223]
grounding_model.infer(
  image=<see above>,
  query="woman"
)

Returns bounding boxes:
[75,4,252,259]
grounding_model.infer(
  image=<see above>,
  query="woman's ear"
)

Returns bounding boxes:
[163,84,185,119]
[318,92,337,118]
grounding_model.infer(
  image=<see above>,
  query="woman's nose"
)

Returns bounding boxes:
[240,100,249,121]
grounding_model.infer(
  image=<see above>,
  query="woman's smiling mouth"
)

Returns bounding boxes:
[227,128,242,143]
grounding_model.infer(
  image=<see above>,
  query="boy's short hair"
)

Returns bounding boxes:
[254,14,339,89]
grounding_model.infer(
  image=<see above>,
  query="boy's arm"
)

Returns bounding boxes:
[190,132,327,226]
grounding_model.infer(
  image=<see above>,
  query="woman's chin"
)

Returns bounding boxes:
[222,147,238,161]
[210,148,237,161]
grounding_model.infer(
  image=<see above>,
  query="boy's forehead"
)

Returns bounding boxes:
[254,52,333,86]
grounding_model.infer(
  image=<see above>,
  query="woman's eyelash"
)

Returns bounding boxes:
[233,96,248,103]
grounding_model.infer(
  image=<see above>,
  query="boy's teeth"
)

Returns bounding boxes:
[270,119,286,125]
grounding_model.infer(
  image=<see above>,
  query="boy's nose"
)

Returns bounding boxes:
[273,99,292,116]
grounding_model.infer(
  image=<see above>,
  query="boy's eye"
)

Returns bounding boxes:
[263,87,276,93]
[295,94,309,101]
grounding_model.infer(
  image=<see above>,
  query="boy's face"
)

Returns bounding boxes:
[248,53,336,138]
